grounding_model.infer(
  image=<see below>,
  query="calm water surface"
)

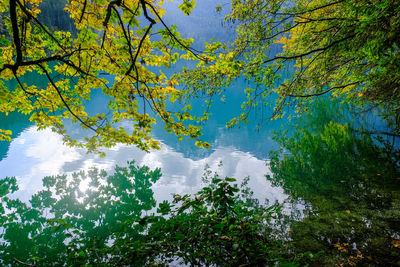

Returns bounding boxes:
[0,1,288,204]
[0,0,395,206]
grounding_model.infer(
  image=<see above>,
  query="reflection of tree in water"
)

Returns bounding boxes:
[0,161,161,266]
[268,99,400,266]
[1,161,288,266]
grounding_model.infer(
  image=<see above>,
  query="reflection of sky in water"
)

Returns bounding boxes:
[0,0,290,205]
[1,126,286,204]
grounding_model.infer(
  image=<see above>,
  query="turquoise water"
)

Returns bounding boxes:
[0,0,396,206]
[0,1,289,204]
[0,67,288,204]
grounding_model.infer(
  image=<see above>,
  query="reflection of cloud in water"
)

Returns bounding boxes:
[0,126,286,204]
[0,127,81,199]
[144,147,285,204]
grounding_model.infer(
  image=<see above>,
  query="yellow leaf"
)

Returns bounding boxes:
[220,236,232,241]
[392,236,400,248]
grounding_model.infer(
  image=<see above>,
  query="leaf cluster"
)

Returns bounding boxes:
[177,0,400,134]
[136,173,283,266]
[0,0,211,153]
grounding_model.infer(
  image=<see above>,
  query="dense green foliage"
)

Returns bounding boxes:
[0,0,211,154]
[178,0,400,133]
[136,170,283,266]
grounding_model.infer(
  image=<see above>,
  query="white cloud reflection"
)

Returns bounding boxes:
[0,126,287,204]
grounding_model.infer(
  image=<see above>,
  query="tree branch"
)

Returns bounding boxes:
[144,1,204,56]
[125,0,156,76]
[9,0,22,65]
[13,258,37,267]
[37,63,97,132]
[262,34,356,64]
[79,0,87,23]
[285,81,360,98]
[271,0,344,16]
[16,0,67,52]
[103,0,121,27]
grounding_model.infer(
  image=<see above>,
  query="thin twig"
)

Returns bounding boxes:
[13,258,37,267]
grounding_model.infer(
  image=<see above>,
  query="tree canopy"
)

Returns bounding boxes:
[1,0,399,153]
[0,0,209,154]
[178,0,400,132]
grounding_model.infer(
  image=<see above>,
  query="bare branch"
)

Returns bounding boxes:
[125,23,154,76]
[144,1,204,57]
[139,0,155,24]
[125,1,156,76]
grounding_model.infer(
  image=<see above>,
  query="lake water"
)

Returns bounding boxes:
[0,1,290,205]
[0,0,397,208]
[2,2,400,266]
